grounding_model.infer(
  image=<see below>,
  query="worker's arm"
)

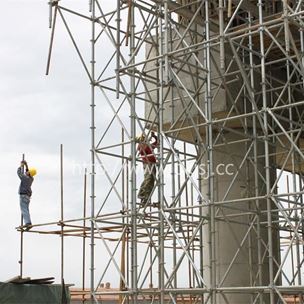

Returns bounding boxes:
[24,161,29,173]
[17,161,29,179]
[150,132,158,149]
[17,166,24,179]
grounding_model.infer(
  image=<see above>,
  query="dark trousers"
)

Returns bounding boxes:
[138,163,156,202]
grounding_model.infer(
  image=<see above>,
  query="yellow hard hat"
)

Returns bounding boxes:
[28,168,37,177]
[136,134,145,142]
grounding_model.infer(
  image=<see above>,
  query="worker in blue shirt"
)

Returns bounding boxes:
[17,160,37,230]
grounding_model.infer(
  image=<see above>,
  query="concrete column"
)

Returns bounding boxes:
[201,132,280,304]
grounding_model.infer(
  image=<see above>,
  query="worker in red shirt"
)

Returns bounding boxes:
[136,131,158,206]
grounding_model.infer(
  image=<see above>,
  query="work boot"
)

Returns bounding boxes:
[139,199,147,207]
[24,223,32,231]
[152,202,160,208]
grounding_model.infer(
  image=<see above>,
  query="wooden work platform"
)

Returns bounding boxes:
[5,276,55,285]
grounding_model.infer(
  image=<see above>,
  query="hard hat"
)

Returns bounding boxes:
[28,168,37,177]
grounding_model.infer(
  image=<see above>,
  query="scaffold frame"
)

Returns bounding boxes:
[20,1,304,303]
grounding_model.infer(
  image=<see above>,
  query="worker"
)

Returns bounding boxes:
[136,131,158,206]
[17,160,37,230]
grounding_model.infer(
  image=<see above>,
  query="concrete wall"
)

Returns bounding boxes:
[201,132,280,304]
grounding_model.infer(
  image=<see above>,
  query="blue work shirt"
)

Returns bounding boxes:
[17,167,34,197]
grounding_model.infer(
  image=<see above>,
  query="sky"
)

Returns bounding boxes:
[0,0,97,286]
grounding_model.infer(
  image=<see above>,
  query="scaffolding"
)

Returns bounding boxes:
[20,0,304,303]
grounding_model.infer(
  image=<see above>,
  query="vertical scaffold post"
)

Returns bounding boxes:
[204,1,215,303]
[120,128,126,304]
[258,1,275,303]
[116,0,121,99]
[169,8,177,291]
[219,0,225,70]
[248,11,263,304]
[158,2,165,304]
[90,0,96,302]
[129,1,138,303]
[284,1,303,302]
[82,168,87,304]
[60,144,64,285]
[19,153,25,278]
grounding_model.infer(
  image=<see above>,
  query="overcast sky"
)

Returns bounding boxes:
[0,0,99,286]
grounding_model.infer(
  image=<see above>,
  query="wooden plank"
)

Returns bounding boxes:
[4,276,55,285]
[27,277,55,285]
[27,280,55,285]
[6,277,32,284]
[4,276,21,283]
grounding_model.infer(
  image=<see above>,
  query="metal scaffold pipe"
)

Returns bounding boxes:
[90,0,96,301]
[35,1,304,303]
[60,144,64,285]
[19,153,25,278]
